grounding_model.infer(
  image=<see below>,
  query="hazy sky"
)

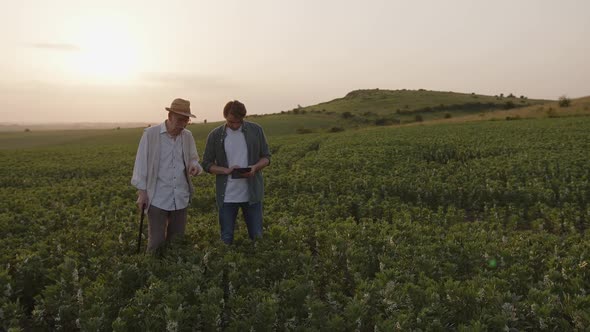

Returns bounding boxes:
[1,0,588,123]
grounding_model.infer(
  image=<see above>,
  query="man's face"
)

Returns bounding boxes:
[225,113,243,131]
[168,112,190,135]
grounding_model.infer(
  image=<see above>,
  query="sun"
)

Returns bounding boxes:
[68,15,142,84]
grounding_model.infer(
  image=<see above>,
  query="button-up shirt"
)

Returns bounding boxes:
[132,122,201,210]
[202,121,271,207]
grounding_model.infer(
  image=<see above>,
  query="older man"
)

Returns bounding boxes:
[202,100,271,244]
[131,98,203,251]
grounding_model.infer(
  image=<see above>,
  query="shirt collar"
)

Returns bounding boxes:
[159,121,168,134]
[223,121,247,134]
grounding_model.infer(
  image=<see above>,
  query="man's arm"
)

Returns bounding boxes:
[248,157,269,175]
[131,132,149,210]
[186,131,203,176]
[201,130,217,173]
[245,127,271,177]
[209,164,234,175]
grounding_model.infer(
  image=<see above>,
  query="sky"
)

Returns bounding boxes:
[0,0,589,124]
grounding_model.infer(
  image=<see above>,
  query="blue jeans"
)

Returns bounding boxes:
[219,202,263,244]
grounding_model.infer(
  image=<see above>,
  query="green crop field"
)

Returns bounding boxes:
[1,110,589,329]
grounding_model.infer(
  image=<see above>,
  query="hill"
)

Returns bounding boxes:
[3,89,585,150]
[288,89,549,125]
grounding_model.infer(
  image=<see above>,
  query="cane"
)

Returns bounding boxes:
[137,204,146,254]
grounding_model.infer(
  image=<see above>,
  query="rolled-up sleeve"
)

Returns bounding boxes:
[131,132,148,190]
[259,127,271,165]
[186,131,203,173]
[201,130,217,173]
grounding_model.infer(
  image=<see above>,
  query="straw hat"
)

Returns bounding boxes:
[165,98,196,118]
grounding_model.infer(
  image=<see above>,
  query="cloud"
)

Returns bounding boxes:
[29,43,80,52]
[140,72,239,90]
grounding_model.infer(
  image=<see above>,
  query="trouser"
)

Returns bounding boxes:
[147,205,187,251]
[219,202,263,244]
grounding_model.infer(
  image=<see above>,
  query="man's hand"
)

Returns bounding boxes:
[137,190,149,211]
[243,165,257,177]
[225,165,238,175]
[189,164,203,176]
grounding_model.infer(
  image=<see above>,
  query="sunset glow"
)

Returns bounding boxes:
[0,0,588,123]
[67,16,142,84]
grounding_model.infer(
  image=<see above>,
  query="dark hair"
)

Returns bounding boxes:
[223,100,247,119]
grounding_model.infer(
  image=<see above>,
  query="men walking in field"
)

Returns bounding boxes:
[202,100,271,244]
[131,98,203,251]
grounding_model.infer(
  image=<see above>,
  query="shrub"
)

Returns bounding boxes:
[328,127,344,133]
[341,112,353,119]
[444,113,452,119]
[296,128,313,134]
[375,118,398,126]
[558,95,571,107]
[546,108,558,118]
[414,114,424,122]
[504,101,516,110]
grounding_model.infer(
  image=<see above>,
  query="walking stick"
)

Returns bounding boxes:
[137,205,145,254]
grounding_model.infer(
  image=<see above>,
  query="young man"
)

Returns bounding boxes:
[131,98,203,251]
[202,100,271,244]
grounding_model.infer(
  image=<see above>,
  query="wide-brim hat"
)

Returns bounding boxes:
[165,98,196,118]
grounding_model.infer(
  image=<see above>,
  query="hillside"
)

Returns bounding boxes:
[432,95,590,123]
[3,90,585,148]
[289,89,549,124]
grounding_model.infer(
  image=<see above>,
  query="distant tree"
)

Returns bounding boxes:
[293,109,299,115]
[444,113,452,119]
[24,128,31,132]
[116,126,121,130]
[204,119,207,124]
[500,93,504,98]
[414,114,423,122]
[558,95,571,107]
[508,93,515,98]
